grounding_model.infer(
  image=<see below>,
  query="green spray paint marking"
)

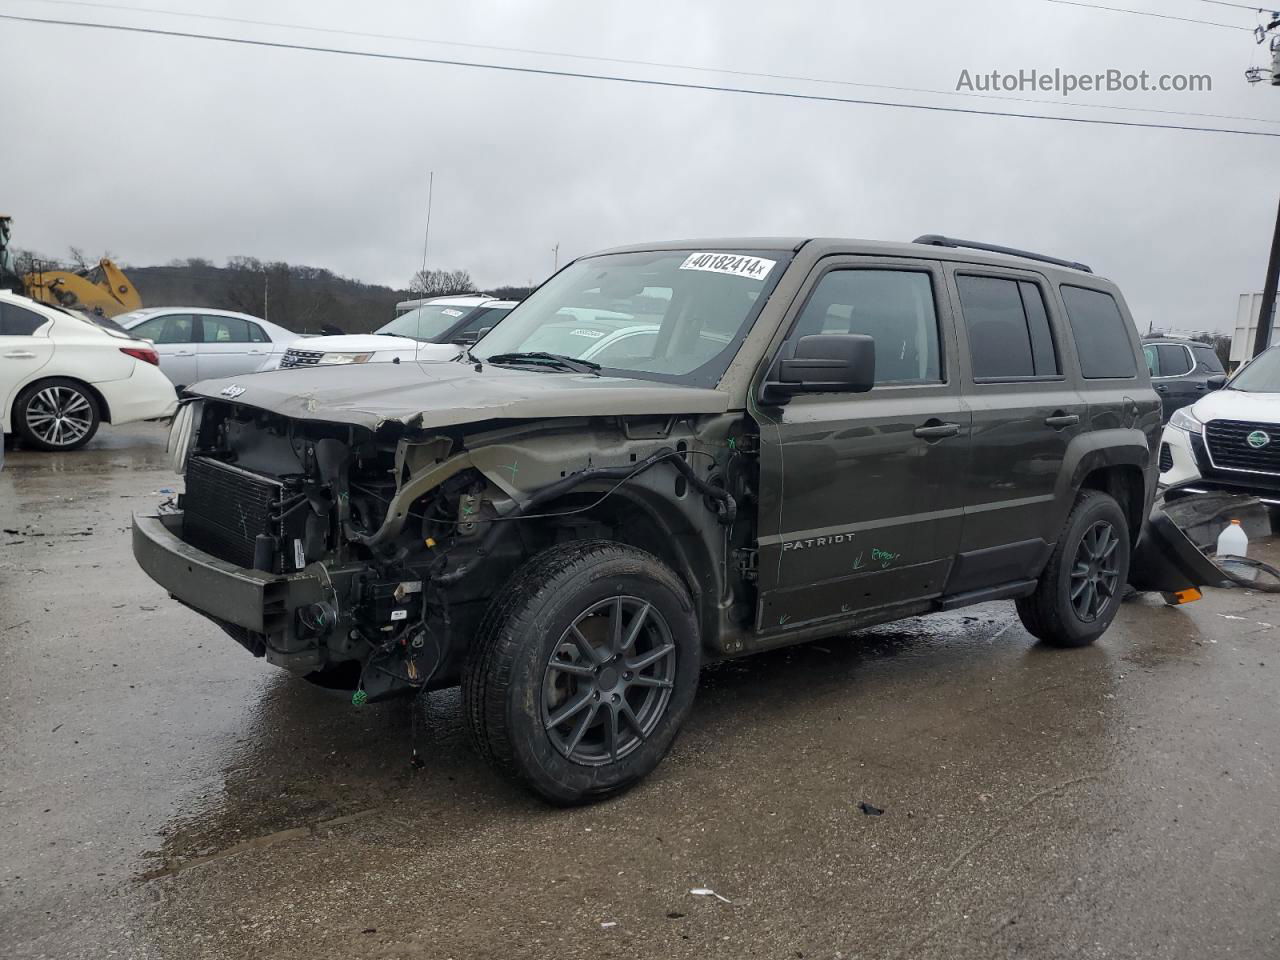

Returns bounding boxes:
[871,547,901,569]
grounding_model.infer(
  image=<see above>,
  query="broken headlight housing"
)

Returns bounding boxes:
[166,399,201,475]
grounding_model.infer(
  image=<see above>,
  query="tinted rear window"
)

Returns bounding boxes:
[1060,286,1137,379]
[1193,345,1224,373]
[957,275,1059,379]
[0,301,48,336]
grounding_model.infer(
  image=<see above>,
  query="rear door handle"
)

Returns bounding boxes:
[3,351,37,359]
[172,349,195,356]
[1154,384,1169,393]
[914,421,960,440]
[1044,413,1081,429]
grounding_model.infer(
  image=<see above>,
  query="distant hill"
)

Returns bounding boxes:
[125,259,412,335]
[124,259,538,335]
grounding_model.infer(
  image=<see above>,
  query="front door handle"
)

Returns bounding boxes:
[172,349,195,356]
[914,421,960,441]
[1044,413,1081,429]
[1154,384,1169,393]
[3,351,37,359]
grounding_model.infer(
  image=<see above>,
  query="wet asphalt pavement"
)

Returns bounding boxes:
[2,423,1278,960]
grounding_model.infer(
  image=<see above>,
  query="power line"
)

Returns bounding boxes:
[2,13,1278,138]
[1195,1,1278,12]
[13,0,1280,126]
[1043,0,1255,30]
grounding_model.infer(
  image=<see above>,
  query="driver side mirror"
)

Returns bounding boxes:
[451,326,493,346]
[1206,374,1227,390]
[761,334,876,404]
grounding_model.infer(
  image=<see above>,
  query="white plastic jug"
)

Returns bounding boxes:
[1216,519,1249,559]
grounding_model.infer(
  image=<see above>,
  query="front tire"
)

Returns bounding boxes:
[463,541,700,804]
[13,379,101,451]
[1017,489,1131,648]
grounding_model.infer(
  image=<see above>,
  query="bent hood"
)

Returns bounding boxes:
[1192,388,1280,425]
[187,359,730,430]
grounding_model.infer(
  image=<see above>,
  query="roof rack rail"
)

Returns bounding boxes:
[912,234,1092,274]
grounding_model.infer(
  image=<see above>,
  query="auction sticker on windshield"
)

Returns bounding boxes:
[679,252,777,280]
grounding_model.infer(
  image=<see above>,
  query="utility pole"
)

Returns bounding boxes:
[263,270,269,322]
[552,242,560,272]
[1251,193,1280,358]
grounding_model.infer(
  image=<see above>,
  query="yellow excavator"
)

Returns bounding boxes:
[0,215,142,318]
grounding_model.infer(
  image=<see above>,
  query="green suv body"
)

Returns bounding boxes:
[134,236,1162,802]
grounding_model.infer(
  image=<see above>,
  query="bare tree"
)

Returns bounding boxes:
[409,268,476,297]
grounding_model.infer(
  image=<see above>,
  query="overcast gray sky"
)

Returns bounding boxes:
[3,0,1277,332]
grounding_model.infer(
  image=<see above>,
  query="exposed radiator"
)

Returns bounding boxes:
[183,456,284,570]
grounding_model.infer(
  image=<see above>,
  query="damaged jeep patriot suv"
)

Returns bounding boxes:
[134,235,1161,803]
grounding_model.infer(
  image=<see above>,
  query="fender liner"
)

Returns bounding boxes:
[1057,428,1156,535]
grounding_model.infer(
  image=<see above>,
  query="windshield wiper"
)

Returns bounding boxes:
[484,351,601,374]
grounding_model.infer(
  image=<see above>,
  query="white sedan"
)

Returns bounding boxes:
[265,296,516,370]
[116,307,303,387]
[1,291,178,451]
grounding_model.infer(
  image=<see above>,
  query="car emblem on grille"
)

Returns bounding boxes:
[220,384,247,399]
[1246,430,1271,449]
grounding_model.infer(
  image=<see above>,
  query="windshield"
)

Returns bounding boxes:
[473,249,789,386]
[1229,346,1280,393]
[377,304,475,342]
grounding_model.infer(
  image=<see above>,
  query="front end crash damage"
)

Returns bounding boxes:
[134,396,744,701]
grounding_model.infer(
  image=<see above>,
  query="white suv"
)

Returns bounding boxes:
[1160,344,1280,503]
[264,296,516,371]
[1,291,177,451]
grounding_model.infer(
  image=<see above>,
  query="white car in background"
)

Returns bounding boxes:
[115,307,303,387]
[265,296,516,370]
[1160,343,1280,504]
[0,291,177,451]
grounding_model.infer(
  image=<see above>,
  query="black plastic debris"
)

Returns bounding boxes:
[858,802,884,816]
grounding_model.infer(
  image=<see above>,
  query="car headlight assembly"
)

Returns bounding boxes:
[1168,406,1203,433]
[166,399,201,475]
[317,352,373,366]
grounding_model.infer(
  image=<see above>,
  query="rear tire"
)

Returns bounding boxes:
[1017,489,1131,648]
[463,541,700,804]
[13,378,100,451]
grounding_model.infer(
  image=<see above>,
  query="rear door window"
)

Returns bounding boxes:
[956,275,1059,379]
[200,315,252,343]
[1155,344,1191,377]
[1060,286,1138,379]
